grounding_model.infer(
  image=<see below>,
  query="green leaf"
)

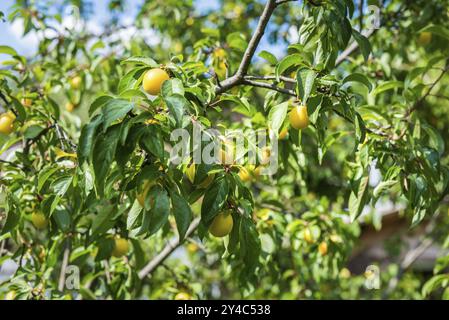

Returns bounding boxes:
[201,177,229,225]
[89,95,113,116]
[24,125,45,140]
[373,180,397,198]
[53,209,71,232]
[372,81,403,96]
[419,25,449,41]
[226,32,247,52]
[92,124,121,195]
[422,124,445,155]
[161,78,185,97]
[258,50,278,65]
[164,94,187,127]
[51,175,73,197]
[148,186,170,235]
[0,45,18,56]
[422,274,449,297]
[78,114,103,163]
[121,56,158,67]
[127,200,143,230]
[102,99,134,131]
[268,101,288,133]
[91,205,115,237]
[351,29,372,61]
[140,125,164,159]
[296,67,317,103]
[170,190,193,240]
[349,174,370,221]
[118,67,148,94]
[343,73,373,92]
[38,166,59,192]
[275,54,303,80]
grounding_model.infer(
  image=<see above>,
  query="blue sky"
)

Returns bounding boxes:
[0,0,284,61]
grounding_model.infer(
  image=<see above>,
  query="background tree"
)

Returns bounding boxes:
[1,0,449,299]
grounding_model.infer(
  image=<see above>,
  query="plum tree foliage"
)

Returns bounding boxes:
[1,0,449,299]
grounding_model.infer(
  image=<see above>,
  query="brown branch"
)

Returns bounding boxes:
[138,218,200,279]
[406,60,449,116]
[215,0,278,94]
[58,240,71,292]
[242,78,296,96]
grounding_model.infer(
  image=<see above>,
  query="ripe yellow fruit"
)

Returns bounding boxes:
[137,180,154,207]
[174,292,192,300]
[417,32,432,46]
[339,268,351,279]
[21,98,32,107]
[238,167,251,182]
[112,237,129,258]
[303,228,313,243]
[209,211,234,237]
[198,174,215,188]
[142,68,170,95]
[31,212,48,229]
[5,290,16,300]
[186,17,194,26]
[260,147,271,165]
[289,105,309,129]
[318,241,328,255]
[70,76,82,89]
[66,102,75,112]
[186,163,196,184]
[279,127,288,140]
[0,113,15,135]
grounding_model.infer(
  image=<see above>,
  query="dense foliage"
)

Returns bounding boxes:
[1,0,449,300]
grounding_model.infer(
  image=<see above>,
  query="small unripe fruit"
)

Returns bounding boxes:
[66,102,75,112]
[289,105,309,129]
[112,237,129,258]
[417,32,432,46]
[31,212,48,229]
[0,113,15,135]
[318,241,328,255]
[70,76,82,89]
[174,292,192,300]
[303,228,313,243]
[142,68,170,95]
[209,211,234,237]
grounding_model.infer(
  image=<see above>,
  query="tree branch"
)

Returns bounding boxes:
[216,0,278,94]
[58,240,71,292]
[138,218,201,279]
[242,78,296,96]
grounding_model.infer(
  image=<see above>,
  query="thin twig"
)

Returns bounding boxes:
[138,218,201,279]
[58,240,71,292]
[216,0,278,94]
[242,78,296,96]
